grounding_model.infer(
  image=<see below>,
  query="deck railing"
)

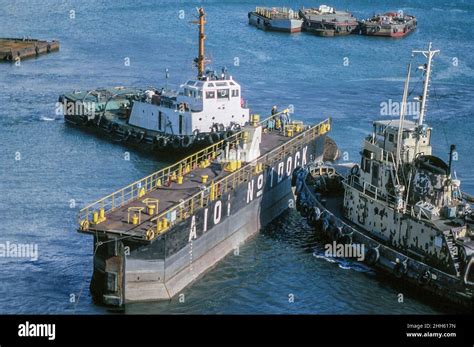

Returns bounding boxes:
[145,118,331,240]
[78,109,297,224]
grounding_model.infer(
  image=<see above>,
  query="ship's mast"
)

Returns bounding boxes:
[396,63,411,169]
[193,8,207,80]
[412,42,440,127]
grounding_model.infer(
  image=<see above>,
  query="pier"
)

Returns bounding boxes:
[0,38,59,62]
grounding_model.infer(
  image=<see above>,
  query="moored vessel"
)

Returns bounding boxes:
[294,43,474,309]
[299,5,358,37]
[359,11,417,38]
[76,8,332,307]
[59,8,248,154]
[248,7,303,33]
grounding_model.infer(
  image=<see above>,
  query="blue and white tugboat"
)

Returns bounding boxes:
[294,43,474,309]
[59,8,249,153]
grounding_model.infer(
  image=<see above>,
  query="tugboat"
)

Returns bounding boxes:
[358,11,417,38]
[299,5,358,37]
[59,8,249,153]
[248,7,303,33]
[293,43,474,309]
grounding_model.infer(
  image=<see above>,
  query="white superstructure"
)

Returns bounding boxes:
[128,74,249,137]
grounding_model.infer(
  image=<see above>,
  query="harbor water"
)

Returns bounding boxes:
[0,0,473,314]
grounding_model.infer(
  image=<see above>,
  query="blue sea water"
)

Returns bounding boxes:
[0,0,473,314]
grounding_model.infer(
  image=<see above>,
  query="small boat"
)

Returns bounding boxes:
[299,5,358,37]
[359,11,417,38]
[248,7,303,33]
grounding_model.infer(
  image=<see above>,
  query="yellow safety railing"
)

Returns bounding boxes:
[78,109,297,225]
[78,131,244,224]
[147,118,331,241]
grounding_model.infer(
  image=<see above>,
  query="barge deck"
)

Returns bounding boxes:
[0,38,59,62]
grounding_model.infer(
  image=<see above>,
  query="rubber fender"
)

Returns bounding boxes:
[365,247,380,265]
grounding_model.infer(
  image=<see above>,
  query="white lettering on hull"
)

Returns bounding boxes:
[188,215,197,242]
[203,208,208,232]
[256,173,264,197]
[214,201,222,225]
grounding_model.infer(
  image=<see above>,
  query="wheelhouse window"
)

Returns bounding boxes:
[217,89,229,99]
[206,91,215,99]
[231,89,239,97]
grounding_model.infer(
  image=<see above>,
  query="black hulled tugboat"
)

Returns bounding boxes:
[294,43,474,309]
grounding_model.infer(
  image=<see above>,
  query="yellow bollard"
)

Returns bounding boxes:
[132,214,139,225]
[201,175,208,184]
[156,179,162,187]
[147,205,155,215]
[177,176,184,185]
[236,160,242,169]
[157,220,163,233]
[92,211,99,224]
[251,114,260,126]
[210,181,215,201]
[286,128,294,137]
[138,187,146,198]
[162,218,169,229]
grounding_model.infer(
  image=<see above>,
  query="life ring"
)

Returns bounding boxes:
[417,269,431,285]
[181,136,192,148]
[146,229,155,241]
[365,247,380,265]
[375,25,381,32]
[350,164,360,176]
[394,261,407,278]
[335,26,341,33]
[347,26,352,32]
